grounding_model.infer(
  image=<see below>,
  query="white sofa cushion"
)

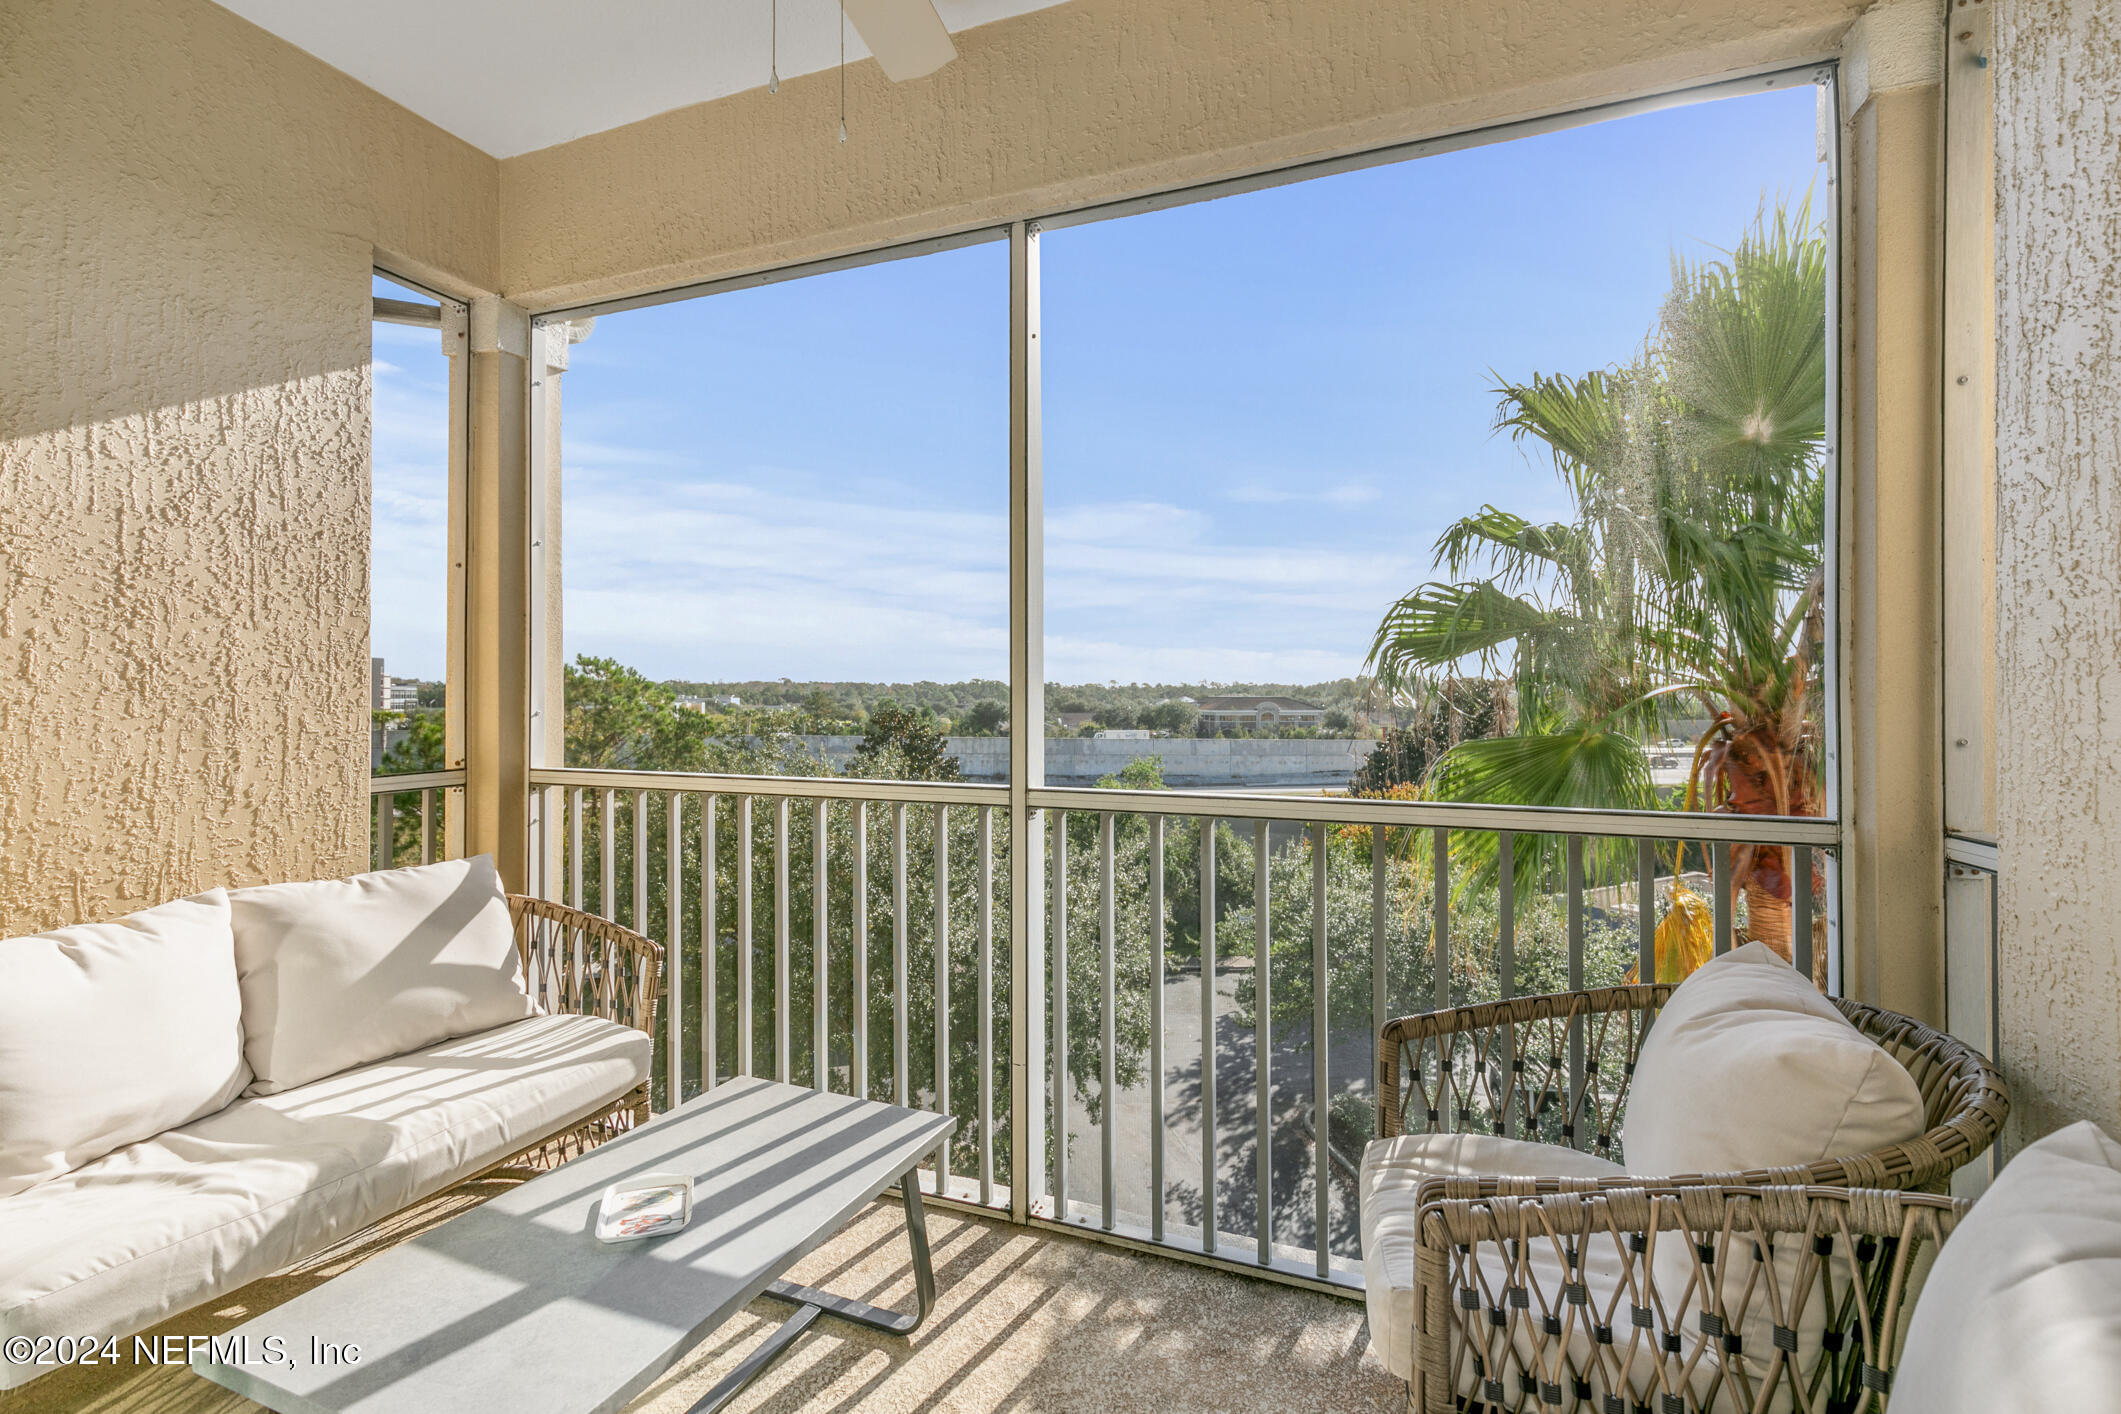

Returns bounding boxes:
[1892,1121,2121,1412]
[1621,941,1924,1177]
[230,855,535,1094]
[1360,1133,1626,1382]
[0,1013,648,1386]
[0,891,249,1200]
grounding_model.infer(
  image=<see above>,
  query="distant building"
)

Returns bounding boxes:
[673,695,710,712]
[1057,711,1099,730]
[1194,695,1327,731]
[370,658,419,712]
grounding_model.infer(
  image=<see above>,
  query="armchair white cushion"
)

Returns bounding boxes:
[0,891,249,1199]
[1892,1121,2121,1412]
[1360,1133,1626,1380]
[229,855,534,1094]
[1621,941,1924,1177]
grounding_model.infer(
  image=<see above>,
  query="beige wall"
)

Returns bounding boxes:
[1993,0,2121,1143]
[499,0,1867,310]
[0,0,498,929]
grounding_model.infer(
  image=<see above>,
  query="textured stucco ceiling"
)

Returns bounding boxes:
[210,0,1072,158]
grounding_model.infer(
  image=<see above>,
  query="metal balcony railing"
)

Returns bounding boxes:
[367,769,465,870]
[516,766,1836,1295]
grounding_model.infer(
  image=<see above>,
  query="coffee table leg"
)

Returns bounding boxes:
[685,1167,939,1413]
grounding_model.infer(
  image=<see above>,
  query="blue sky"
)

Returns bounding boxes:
[369,290,453,683]
[372,83,1826,687]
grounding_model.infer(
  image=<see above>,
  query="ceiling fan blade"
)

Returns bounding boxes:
[841,0,957,82]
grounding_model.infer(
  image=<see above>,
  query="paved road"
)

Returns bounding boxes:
[1055,960,1375,1268]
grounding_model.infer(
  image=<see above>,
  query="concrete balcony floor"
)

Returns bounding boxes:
[9,1169,1402,1414]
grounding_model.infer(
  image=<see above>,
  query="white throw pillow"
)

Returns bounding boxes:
[0,890,249,1198]
[229,855,534,1094]
[1621,940,1925,1177]
[1894,1121,2121,1412]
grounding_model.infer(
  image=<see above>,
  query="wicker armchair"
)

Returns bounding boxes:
[1412,1181,1967,1413]
[491,895,664,1172]
[1378,985,2009,1194]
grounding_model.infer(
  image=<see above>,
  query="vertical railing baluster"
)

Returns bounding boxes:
[774,797,791,1085]
[893,801,909,1108]
[1311,822,1329,1278]
[1149,814,1166,1243]
[813,797,830,1093]
[1566,835,1586,1150]
[1200,816,1217,1254]
[934,805,952,1196]
[420,789,435,865]
[1371,826,1387,1058]
[1432,827,1450,1012]
[1099,811,1117,1232]
[1254,818,1272,1267]
[1638,837,1658,986]
[598,788,616,922]
[633,790,649,937]
[667,792,684,1104]
[569,788,584,912]
[1712,841,1734,955]
[977,805,994,1208]
[1052,810,1069,1220]
[737,795,754,1079]
[702,795,717,1091]
[853,801,869,1101]
[1498,831,1516,1139]
[1792,845,1814,983]
[1432,825,1452,1134]
[374,792,389,871]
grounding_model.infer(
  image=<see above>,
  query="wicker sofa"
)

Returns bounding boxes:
[1366,951,2008,1412]
[0,860,661,1391]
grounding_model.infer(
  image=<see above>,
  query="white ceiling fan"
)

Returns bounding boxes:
[841,0,957,81]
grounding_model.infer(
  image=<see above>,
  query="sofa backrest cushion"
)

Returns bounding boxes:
[1620,940,1924,1177]
[230,855,534,1094]
[0,890,249,1198]
[1892,1121,2121,1411]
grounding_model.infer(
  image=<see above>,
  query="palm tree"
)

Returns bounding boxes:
[1365,198,1827,963]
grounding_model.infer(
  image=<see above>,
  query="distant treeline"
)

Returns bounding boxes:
[661,677,1384,718]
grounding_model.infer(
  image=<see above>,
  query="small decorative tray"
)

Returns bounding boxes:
[594,1172,694,1243]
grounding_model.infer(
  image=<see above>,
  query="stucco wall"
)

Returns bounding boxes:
[0,0,498,929]
[1992,0,2121,1143]
[499,0,1868,309]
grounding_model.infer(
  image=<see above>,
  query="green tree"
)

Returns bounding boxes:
[1347,678,1512,795]
[1139,700,1199,735]
[1096,756,1168,791]
[379,711,445,775]
[850,700,962,782]
[957,700,1008,735]
[379,711,448,865]
[1365,199,1827,960]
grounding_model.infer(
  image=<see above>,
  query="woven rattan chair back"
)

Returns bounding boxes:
[1378,983,2008,1192]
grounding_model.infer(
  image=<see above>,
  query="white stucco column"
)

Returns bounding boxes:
[465,295,534,891]
[1836,0,1946,1024]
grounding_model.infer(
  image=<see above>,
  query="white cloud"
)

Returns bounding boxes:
[1226,480,1383,507]
[555,463,1425,685]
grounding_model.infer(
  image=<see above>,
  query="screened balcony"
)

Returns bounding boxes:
[11,0,2108,1407]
